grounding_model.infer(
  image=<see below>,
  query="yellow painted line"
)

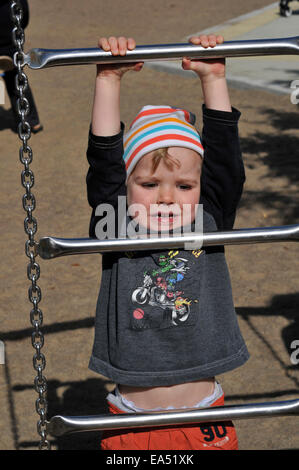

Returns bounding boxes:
[212,7,278,40]
[200,5,299,63]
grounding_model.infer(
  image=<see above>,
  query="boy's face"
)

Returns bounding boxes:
[127,147,202,232]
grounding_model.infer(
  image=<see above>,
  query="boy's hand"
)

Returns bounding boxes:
[182,34,225,82]
[182,34,231,111]
[97,36,143,80]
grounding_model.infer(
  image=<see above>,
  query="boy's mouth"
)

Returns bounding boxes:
[151,211,178,225]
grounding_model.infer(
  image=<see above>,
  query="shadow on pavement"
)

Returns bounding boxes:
[3,290,298,450]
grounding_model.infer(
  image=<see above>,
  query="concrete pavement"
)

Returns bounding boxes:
[147,2,299,95]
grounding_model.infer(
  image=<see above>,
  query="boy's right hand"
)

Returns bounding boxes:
[97,37,143,79]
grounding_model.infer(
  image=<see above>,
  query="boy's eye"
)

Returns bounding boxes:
[178,184,192,190]
[141,182,157,188]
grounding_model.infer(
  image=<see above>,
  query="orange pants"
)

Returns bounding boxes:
[101,394,238,450]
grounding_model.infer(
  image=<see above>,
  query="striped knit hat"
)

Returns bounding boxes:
[123,105,204,179]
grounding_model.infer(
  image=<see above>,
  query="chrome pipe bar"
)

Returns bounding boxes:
[47,399,299,436]
[24,36,299,70]
[38,224,299,259]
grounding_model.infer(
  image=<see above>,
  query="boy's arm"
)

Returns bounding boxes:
[87,37,143,237]
[183,34,245,230]
[91,76,122,136]
[200,105,244,230]
[92,37,143,136]
[87,72,125,238]
[86,125,126,238]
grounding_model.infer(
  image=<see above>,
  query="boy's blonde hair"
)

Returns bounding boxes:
[130,147,202,177]
[151,147,181,173]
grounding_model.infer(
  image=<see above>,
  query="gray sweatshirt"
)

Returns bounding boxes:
[87,106,249,386]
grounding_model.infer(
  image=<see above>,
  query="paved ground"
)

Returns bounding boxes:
[148,2,299,95]
[0,0,298,451]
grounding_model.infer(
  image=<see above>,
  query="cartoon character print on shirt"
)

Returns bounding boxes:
[130,249,202,330]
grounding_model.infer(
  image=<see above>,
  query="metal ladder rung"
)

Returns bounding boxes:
[47,399,299,437]
[38,224,299,259]
[24,36,299,70]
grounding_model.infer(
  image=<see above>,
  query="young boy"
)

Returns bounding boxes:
[86,34,249,450]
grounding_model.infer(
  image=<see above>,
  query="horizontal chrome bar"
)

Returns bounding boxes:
[47,399,299,436]
[38,224,299,259]
[24,36,299,70]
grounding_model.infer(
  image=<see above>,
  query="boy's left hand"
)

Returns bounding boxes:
[182,34,225,81]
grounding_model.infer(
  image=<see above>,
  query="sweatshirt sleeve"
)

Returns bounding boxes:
[86,123,127,237]
[199,105,245,230]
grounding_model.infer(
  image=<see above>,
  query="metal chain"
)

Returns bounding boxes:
[10,1,50,450]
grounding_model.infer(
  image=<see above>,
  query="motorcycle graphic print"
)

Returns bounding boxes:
[130,250,200,329]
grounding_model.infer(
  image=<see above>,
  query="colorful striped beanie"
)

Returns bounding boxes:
[123,105,204,179]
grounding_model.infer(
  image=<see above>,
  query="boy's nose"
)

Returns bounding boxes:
[157,186,175,205]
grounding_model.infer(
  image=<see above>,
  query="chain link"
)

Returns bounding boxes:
[10,1,50,450]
